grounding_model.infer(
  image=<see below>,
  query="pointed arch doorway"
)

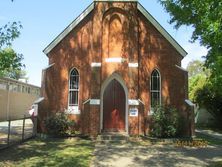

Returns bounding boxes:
[100,73,128,133]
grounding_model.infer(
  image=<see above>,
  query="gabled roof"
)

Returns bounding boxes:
[43,1,187,57]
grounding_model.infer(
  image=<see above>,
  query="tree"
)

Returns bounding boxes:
[158,0,222,89]
[159,0,222,129]
[0,22,22,48]
[2,68,27,80]
[0,21,24,78]
[186,60,209,101]
[0,47,25,78]
[158,0,222,51]
[186,60,210,78]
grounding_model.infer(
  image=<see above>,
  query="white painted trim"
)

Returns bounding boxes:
[149,68,162,115]
[138,99,145,105]
[148,110,154,116]
[67,68,80,114]
[185,99,195,107]
[34,97,44,104]
[66,106,80,114]
[91,62,102,67]
[128,99,139,105]
[129,63,138,68]
[43,3,94,55]
[90,99,100,105]
[105,57,125,63]
[83,99,90,105]
[83,99,100,105]
[137,3,187,57]
[175,65,188,72]
[100,73,129,134]
[42,63,55,71]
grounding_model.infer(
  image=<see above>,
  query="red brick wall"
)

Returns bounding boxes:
[39,1,190,137]
[138,11,189,135]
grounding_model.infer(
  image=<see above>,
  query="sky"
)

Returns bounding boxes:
[0,0,208,86]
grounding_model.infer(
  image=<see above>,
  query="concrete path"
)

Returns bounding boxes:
[196,129,222,140]
[91,143,222,167]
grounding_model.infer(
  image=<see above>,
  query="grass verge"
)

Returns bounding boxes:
[0,137,94,167]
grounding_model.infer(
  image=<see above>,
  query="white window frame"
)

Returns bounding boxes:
[67,68,80,114]
[150,69,161,115]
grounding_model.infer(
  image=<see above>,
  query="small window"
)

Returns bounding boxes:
[151,69,161,108]
[68,68,80,114]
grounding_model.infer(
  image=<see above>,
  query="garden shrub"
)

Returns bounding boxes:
[44,112,75,136]
[150,105,179,138]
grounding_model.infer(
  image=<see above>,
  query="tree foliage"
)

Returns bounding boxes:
[186,60,209,101]
[186,60,210,78]
[158,0,222,49]
[0,21,24,78]
[0,22,22,48]
[158,0,222,89]
[159,0,222,129]
[0,47,25,77]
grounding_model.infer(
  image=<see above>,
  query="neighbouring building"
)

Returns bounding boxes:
[0,77,40,120]
[38,0,195,137]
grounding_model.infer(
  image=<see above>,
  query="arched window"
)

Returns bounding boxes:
[151,69,161,108]
[69,68,79,110]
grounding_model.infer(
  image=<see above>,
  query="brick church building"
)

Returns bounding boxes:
[38,0,194,137]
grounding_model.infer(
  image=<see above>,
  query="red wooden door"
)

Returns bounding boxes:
[103,79,126,131]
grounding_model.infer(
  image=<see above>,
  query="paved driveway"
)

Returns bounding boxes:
[91,142,222,167]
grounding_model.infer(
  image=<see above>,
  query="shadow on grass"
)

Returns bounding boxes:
[196,133,222,146]
[0,137,94,167]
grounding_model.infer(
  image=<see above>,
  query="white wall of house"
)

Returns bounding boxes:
[195,107,215,126]
[0,78,40,120]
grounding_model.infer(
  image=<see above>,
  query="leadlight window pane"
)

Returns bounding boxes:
[70,69,79,90]
[69,91,78,105]
[69,68,79,107]
[151,69,161,108]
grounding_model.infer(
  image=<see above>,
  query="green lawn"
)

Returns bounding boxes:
[196,133,222,146]
[0,137,94,167]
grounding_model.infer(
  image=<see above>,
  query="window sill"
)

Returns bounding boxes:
[66,106,80,115]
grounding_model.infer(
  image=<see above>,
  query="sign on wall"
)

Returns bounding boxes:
[129,108,138,117]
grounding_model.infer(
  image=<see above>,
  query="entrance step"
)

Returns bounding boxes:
[97,132,129,144]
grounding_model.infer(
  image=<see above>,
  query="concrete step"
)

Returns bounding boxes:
[97,132,129,143]
[96,140,128,145]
